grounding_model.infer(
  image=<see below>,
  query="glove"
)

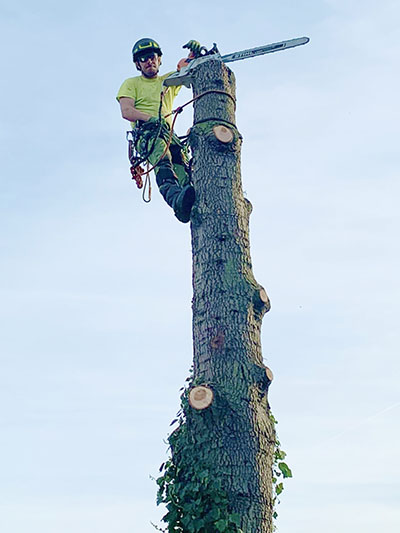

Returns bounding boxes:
[183,40,203,58]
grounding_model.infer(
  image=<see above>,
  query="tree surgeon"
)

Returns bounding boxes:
[117,38,203,223]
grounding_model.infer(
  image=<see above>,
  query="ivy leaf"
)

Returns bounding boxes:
[209,508,221,521]
[276,482,284,496]
[269,413,278,424]
[278,462,293,478]
[192,517,205,530]
[275,449,286,460]
[230,513,241,526]
[181,514,191,527]
[215,519,228,531]
[156,490,164,505]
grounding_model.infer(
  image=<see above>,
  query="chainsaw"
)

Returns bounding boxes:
[164,37,310,88]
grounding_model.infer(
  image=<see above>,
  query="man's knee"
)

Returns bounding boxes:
[155,154,173,171]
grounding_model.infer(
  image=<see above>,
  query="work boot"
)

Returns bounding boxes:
[156,168,195,223]
[174,184,195,223]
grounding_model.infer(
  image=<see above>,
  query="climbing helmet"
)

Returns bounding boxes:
[132,38,162,62]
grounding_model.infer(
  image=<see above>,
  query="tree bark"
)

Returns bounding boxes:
[184,58,275,532]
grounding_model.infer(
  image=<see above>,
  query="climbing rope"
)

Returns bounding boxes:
[169,89,237,114]
[142,162,152,203]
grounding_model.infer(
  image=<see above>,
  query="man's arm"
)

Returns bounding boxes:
[119,97,151,123]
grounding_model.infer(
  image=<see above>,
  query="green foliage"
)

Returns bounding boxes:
[154,377,242,533]
[156,456,242,532]
[277,462,292,478]
[269,413,292,527]
[154,376,292,532]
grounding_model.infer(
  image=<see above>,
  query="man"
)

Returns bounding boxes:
[117,38,201,223]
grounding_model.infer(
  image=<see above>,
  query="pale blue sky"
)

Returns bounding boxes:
[1,1,399,532]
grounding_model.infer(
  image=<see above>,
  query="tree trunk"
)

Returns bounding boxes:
[157,58,275,533]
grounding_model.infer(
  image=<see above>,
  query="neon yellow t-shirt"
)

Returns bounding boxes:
[116,72,181,128]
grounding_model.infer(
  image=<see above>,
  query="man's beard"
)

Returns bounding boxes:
[141,67,159,78]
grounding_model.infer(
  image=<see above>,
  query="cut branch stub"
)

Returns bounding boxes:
[259,288,270,307]
[213,124,234,143]
[253,287,271,316]
[265,367,274,382]
[188,385,214,410]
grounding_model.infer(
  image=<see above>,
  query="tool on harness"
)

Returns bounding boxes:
[130,164,144,189]
[127,130,153,202]
[127,130,143,187]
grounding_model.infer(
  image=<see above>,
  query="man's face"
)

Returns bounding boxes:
[136,52,161,78]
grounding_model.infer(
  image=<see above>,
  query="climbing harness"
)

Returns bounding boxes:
[127,88,236,192]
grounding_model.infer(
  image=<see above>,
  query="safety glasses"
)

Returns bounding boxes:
[138,52,158,63]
